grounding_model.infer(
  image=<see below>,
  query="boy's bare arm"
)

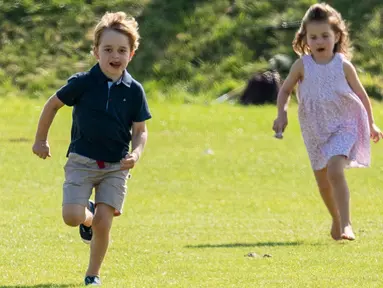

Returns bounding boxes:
[120,121,148,170]
[130,121,148,161]
[32,95,65,158]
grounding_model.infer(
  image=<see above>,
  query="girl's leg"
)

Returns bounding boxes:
[86,203,115,277]
[313,168,341,240]
[327,155,355,240]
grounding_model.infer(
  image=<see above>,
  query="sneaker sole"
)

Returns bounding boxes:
[82,238,91,244]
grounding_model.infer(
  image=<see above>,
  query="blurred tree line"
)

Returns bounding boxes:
[0,0,382,101]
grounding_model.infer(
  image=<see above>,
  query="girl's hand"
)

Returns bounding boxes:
[370,123,383,143]
[32,140,51,159]
[120,153,139,170]
[272,113,288,136]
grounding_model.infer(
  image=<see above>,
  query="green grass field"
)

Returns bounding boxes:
[1,97,383,288]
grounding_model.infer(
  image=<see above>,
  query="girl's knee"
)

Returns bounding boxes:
[327,164,345,183]
[327,156,346,180]
[327,155,346,167]
[62,204,87,226]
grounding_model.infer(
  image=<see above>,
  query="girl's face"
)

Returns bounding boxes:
[94,29,134,81]
[306,21,339,63]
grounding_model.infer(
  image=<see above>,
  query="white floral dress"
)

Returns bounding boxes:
[297,53,370,170]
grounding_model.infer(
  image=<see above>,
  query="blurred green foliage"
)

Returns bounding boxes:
[0,0,382,100]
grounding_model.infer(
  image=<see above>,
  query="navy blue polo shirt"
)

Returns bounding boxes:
[56,63,151,162]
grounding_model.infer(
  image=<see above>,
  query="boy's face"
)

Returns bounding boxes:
[94,29,134,81]
[306,21,339,62]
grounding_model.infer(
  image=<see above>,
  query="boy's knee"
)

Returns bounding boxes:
[92,205,114,234]
[62,204,86,226]
[63,215,83,227]
[92,216,112,235]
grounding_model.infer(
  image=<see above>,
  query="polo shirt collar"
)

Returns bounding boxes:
[91,63,132,87]
[117,70,133,87]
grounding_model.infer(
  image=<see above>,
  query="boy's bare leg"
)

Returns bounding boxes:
[62,204,93,227]
[83,208,94,227]
[314,167,341,240]
[86,203,115,277]
[327,156,355,241]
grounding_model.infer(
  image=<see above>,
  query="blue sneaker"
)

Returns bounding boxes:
[79,200,95,244]
[84,275,101,286]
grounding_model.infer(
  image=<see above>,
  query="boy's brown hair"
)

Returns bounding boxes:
[93,12,140,52]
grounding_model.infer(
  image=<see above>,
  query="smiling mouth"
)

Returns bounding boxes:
[317,48,325,52]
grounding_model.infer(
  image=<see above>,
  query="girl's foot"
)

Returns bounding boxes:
[341,225,355,241]
[331,219,341,240]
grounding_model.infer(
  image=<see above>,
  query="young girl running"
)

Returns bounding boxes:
[273,3,382,241]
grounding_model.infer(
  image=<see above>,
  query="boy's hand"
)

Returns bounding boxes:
[32,140,51,159]
[120,153,139,170]
[370,123,383,143]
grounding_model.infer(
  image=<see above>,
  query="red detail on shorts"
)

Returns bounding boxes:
[96,160,105,169]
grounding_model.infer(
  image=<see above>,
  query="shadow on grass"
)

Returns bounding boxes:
[185,241,303,249]
[6,138,31,143]
[0,284,78,288]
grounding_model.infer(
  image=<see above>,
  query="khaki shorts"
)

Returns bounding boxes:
[63,153,130,216]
